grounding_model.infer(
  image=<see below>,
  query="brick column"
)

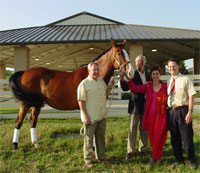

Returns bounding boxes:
[0,62,6,79]
[193,52,200,74]
[14,46,30,72]
[128,43,144,70]
[0,63,6,91]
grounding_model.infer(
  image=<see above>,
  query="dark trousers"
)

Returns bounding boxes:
[167,107,195,162]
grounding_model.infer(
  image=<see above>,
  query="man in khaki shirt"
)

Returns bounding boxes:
[167,58,197,170]
[77,62,114,168]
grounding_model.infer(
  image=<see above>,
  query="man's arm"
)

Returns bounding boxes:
[106,78,115,99]
[119,69,129,91]
[78,100,91,125]
[185,95,195,124]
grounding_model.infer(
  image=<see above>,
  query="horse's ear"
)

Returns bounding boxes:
[122,40,127,46]
[111,37,116,47]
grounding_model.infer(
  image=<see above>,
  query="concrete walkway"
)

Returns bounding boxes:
[0,100,129,119]
[0,100,199,119]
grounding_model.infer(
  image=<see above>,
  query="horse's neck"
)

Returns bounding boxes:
[96,50,114,84]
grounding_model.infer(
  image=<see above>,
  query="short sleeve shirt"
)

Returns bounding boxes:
[167,74,197,107]
[77,76,108,122]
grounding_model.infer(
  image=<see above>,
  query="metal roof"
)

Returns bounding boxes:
[0,11,199,72]
[1,24,199,45]
[46,11,124,26]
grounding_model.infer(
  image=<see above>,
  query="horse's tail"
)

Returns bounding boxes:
[9,71,45,107]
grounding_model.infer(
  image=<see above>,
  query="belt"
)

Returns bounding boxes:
[171,105,188,110]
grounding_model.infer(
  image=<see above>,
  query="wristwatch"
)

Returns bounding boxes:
[188,109,193,113]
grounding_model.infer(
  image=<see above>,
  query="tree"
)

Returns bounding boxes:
[6,70,14,79]
[179,61,189,74]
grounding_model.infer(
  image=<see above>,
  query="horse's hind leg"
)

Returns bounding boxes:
[30,107,41,148]
[13,101,30,150]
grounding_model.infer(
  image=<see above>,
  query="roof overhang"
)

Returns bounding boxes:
[0,24,199,71]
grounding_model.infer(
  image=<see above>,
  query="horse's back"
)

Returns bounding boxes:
[21,67,87,90]
[20,67,88,110]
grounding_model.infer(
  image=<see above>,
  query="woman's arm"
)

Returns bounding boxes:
[128,80,147,93]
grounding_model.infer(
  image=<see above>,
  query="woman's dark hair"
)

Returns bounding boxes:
[150,65,161,75]
[150,65,163,83]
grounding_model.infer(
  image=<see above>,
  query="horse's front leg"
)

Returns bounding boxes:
[13,102,30,150]
[30,107,41,148]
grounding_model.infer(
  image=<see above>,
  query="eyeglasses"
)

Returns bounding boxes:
[168,65,177,69]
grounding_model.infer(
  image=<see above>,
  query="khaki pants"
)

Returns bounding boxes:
[84,118,106,164]
[127,113,148,153]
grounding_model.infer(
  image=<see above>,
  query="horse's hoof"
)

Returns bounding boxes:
[13,142,18,150]
[32,142,40,148]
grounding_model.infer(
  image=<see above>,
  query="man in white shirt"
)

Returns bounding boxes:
[167,58,197,170]
[77,62,114,168]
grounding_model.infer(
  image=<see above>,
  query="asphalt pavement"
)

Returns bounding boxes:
[0,100,129,119]
[1,99,199,119]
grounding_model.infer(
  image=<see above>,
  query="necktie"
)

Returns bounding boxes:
[170,78,175,94]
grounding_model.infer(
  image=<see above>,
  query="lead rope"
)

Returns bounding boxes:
[107,81,115,111]
[80,125,85,136]
[80,78,115,136]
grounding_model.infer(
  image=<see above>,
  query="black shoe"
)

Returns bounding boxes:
[98,159,108,164]
[186,160,196,170]
[139,151,147,157]
[126,152,134,160]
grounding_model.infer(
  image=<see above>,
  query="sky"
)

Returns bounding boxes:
[0,0,199,68]
[0,0,199,31]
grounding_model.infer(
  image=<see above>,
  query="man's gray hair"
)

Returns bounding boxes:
[87,62,98,70]
[135,55,146,63]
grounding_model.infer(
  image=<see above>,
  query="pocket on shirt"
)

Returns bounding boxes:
[176,87,186,99]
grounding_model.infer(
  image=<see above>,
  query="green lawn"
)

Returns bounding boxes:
[0,107,78,114]
[0,116,199,172]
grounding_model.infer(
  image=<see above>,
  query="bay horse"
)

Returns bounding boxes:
[9,38,134,150]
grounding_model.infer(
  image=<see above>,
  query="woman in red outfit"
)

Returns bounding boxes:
[121,65,168,164]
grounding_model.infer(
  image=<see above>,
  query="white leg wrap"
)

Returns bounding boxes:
[13,128,20,143]
[30,128,38,143]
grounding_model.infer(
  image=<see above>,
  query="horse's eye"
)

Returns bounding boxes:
[118,53,121,56]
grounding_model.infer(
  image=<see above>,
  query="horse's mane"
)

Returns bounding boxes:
[93,42,125,62]
[93,47,112,62]
[79,43,126,67]
[79,47,112,67]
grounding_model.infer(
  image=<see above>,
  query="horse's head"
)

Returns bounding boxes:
[111,38,134,80]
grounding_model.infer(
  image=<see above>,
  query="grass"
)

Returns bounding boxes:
[0,107,78,114]
[0,115,200,172]
[194,91,200,98]
[193,113,200,121]
[0,107,20,114]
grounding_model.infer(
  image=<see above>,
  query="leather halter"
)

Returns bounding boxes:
[113,49,131,70]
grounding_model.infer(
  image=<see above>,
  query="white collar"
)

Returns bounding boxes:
[88,75,98,81]
[171,73,182,79]
[138,70,145,75]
